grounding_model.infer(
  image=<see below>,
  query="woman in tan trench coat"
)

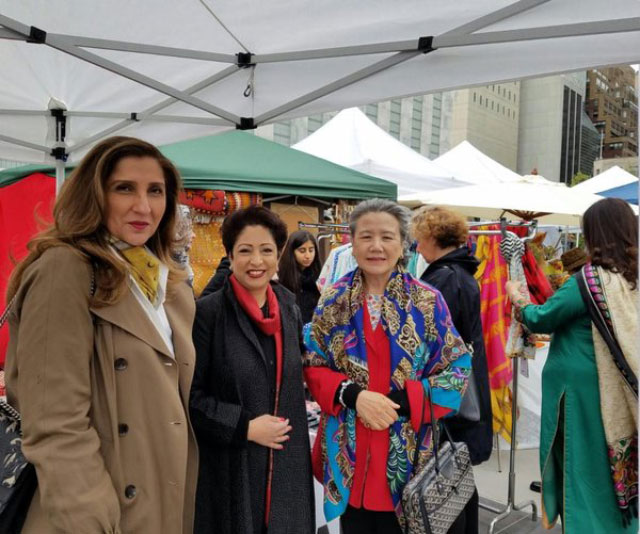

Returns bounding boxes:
[4,136,198,534]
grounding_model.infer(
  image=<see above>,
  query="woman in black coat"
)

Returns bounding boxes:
[277,230,321,325]
[412,206,493,534]
[190,207,314,534]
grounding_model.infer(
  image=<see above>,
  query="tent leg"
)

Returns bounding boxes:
[55,159,66,194]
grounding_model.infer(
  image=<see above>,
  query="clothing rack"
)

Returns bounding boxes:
[298,221,350,251]
[469,219,538,532]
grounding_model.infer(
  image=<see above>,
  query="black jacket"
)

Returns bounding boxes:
[421,247,493,465]
[297,268,321,324]
[190,281,315,534]
[200,256,232,298]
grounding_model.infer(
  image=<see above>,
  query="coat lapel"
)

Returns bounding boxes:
[164,284,196,408]
[225,285,268,370]
[90,287,173,358]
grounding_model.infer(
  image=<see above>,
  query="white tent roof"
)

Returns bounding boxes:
[400,175,612,225]
[434,141,521,184]
[572,165,639,193]
[293,108,463,196]
[1,1,639,165]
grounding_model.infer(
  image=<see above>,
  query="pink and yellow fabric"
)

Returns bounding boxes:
[474,228,513,442]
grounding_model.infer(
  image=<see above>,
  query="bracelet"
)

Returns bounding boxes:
[337,380,354,408]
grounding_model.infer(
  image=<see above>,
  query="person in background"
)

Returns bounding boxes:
[190,206,314,534]
[277,230,321,324]
[199,255,232,298]
[560,247,587,275]
[506,197,638,534]
[412,206,493,534]
[304,198,471,533]
[4,136,198,533]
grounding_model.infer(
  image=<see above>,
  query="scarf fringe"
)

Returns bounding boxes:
[622,498,638,528]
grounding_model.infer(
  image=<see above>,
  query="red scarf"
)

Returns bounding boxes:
[229,274,283,526]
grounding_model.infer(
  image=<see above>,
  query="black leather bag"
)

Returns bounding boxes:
[456,358,481,423]
[0,400,37,534]
[0,297,38,534]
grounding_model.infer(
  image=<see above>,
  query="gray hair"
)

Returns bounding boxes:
[349,198,412,263]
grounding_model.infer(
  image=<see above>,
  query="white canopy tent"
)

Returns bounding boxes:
[572,165,639,193]
[434,141,521,184]
[293,108,462,196]
[400,175,612,225]
[1,0,639,190]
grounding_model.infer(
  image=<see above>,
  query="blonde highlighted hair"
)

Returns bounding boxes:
[411,206,468,248]
[7,136,185,307]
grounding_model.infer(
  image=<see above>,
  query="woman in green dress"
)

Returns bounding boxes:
[506,198,638,534]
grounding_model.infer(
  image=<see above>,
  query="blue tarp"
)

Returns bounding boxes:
[599,181,639,205]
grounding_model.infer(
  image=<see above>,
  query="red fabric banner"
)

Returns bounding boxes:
[0,173,55,366]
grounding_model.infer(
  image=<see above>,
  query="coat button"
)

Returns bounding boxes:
[124,485,137,499]
[114,358,128,370]
[118,423,129,436]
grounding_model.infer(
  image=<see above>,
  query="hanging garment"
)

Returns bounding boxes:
[474,229,512,442]
[317,243,357,292]
[500,232,536,360]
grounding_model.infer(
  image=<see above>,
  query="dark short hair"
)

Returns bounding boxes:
[221,206,288,255]
[582,197,638,288]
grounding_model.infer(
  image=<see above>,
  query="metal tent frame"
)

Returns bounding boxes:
[1,0,639,189]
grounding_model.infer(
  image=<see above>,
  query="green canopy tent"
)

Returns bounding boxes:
[0,131,397,200]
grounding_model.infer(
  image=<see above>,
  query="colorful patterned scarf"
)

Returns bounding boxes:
[474,231,513,441]
[577,264,638,525]
[304,268,471,522]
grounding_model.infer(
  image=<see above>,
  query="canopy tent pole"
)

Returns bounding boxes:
[54,158,65,193]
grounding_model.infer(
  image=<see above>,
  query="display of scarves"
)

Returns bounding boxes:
[474,229,512,441]
[304,268,471,522]
[578,264,638,525]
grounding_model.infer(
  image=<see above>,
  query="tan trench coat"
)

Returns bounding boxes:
[5,246,198,534]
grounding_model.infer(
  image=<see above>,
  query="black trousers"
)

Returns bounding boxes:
[340,506,403,534]
[447,487,479,534]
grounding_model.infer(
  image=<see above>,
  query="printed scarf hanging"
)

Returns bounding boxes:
[474,230,512,441]
[303,268,471,522]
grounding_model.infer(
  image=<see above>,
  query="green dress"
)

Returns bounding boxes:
[521,276,637,534]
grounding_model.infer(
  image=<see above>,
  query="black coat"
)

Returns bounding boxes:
[421,247,493,465]
[190,281,315,534]
[200,256,232,298]
[297,268,321,325]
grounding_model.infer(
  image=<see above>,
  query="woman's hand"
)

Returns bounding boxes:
[355,391,400,431]
[248,415,292,450]
[505,280,529,306]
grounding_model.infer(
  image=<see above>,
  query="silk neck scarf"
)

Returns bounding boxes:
[117,245,160,304]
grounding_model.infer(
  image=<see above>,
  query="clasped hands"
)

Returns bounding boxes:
[355,390,401,431]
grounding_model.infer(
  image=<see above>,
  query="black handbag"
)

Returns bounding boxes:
[0,400,37,534]
[401,390,475,534]
[456,358,481,423]
[0,297,37,534]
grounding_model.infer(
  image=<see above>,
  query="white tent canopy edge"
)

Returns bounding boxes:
[1,0,639,182]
